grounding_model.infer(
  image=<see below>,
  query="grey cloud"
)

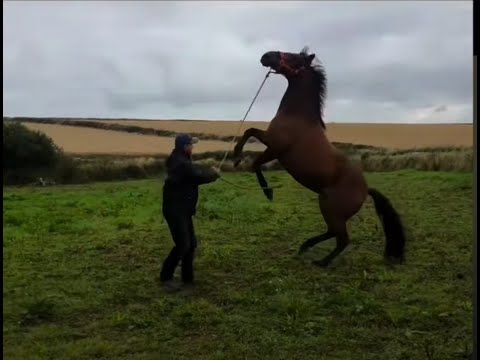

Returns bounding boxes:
[434,105,448,113]
[3,1,473,123]
[329,61,473,108]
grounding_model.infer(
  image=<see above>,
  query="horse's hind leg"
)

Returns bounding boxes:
[298,231,334,254]
[313,223,350,268]
[298,194,335,254]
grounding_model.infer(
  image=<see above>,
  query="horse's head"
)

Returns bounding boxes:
[261,47,328,129]
[260,48,316,79]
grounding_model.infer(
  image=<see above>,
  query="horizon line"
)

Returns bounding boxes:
[2,115,473,125]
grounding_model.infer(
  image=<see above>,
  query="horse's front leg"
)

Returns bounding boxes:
[233,128,268,167]
[251,147,278,201]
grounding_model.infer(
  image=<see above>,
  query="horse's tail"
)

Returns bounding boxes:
[368,188,406,263]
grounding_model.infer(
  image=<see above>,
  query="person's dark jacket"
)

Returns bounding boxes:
[162,149,219,216]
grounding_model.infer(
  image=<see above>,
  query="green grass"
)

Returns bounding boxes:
[3,170,473,360]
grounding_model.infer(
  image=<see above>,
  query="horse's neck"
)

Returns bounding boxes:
[276,80,322,121]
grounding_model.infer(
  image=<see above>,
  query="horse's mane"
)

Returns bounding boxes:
[300,46,327,129]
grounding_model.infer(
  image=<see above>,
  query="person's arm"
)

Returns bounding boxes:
[174,160,220,185]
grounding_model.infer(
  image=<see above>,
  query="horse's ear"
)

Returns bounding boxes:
[300,46,309,55]
[307,53,315,64]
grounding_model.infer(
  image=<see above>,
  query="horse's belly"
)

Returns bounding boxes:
[279,158,334,192]
[273,126,344,191]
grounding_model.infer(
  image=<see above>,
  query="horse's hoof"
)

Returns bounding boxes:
[313,260,330,268]
[263,187,274,201]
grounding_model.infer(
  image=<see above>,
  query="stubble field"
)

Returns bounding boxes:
[22,123,266,156]
[95,120,473,149]
[22,120,473,155]
[3,170,473,359]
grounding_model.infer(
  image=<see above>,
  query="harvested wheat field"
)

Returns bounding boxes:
[95,120,473,149]
[95,119,270,137]
[24,123,265,155]
[24,120,473,155]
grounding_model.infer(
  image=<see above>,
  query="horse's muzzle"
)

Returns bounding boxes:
[260,51,280,68]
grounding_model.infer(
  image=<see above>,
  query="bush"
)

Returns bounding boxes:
[3,122,65,184]
[3,122,62,169]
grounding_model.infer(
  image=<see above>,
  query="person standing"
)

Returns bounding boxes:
[160,134,221,292]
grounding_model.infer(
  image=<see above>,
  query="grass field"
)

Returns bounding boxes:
[19,119,473,155]
[3,170,473,359]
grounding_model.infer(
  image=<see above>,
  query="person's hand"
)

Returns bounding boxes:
[211,166,221,177]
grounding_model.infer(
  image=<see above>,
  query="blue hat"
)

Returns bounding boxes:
[175,133,198,149]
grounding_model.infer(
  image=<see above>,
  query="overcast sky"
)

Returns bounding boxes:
[3,1,473,123]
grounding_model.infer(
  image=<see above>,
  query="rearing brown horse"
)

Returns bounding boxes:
[233,47,406,267]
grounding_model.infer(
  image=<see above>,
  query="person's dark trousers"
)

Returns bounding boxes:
[160,209,197,284]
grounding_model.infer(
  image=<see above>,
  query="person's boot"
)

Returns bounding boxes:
[160,279,181,293]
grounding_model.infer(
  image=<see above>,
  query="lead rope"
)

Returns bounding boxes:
[218,70,272,171]
[215,70,284,191]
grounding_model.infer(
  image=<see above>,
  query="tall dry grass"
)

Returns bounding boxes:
[6,146,472,186]
[50,147,470,186]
